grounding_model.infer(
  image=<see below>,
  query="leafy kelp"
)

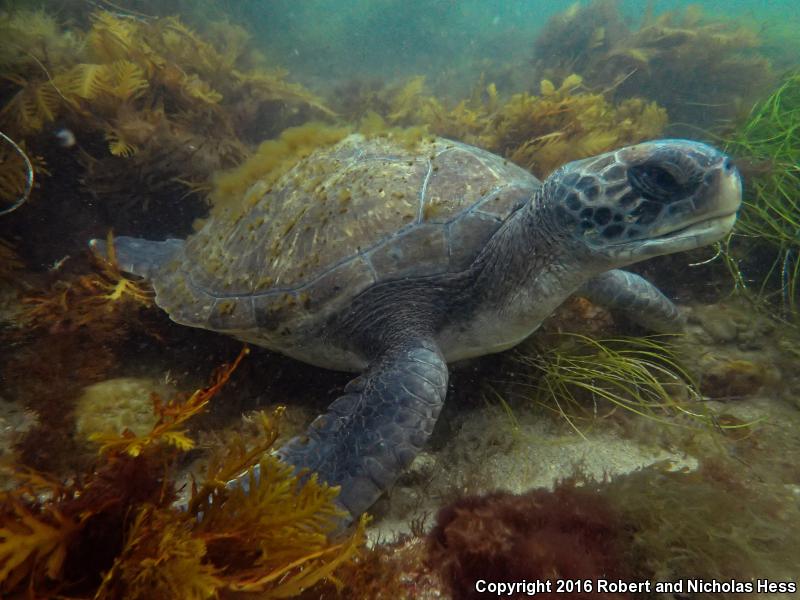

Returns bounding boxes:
[482,76,666,177]
[0,8,333,244]
[351,73,666,178]
[0,10,330,140]
[1,237,156,472]
[533,1,773,131]
[18,233,153,333]
[0,348,366,598]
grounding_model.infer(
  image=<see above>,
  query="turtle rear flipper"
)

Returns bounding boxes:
[89,236,184,279]
[231,337,448,521]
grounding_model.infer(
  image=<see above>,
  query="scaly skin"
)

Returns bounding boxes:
[578,270,686,331]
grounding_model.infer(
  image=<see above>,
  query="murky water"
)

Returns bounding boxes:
[0,1,798,598]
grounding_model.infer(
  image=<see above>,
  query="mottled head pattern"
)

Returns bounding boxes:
[544,140,742,261]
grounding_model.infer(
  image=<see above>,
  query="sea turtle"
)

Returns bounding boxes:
[90,134,741,521]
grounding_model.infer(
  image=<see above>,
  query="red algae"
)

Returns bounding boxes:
[427,480,633,600]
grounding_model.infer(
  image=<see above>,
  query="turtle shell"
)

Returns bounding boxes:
[152,134,540,338]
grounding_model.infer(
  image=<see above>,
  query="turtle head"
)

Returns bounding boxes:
[542,139,741,265]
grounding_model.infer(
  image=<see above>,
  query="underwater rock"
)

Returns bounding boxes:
[700,359,775,400]
[692,308,739,343]
[688,302,776,349]
[425,460,800,600]
[603,461,800,584]
[74,377,177,441]
[398,451,438,486]
[387,487,424,521]
[381,452,439,519]
[682,302,787,402]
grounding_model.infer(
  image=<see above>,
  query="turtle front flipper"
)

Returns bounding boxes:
[578,269,686,332]
[233,338,448,521]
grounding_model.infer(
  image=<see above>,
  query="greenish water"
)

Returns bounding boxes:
[245,0,800,83]
[0,0,798,597]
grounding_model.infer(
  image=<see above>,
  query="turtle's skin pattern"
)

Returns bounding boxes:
[94,134,742,520]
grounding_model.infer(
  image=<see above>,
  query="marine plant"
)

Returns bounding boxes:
[510,332,710,435]
[426,460,799,599]
[0,8,333,240]
[209,122,350,217]
[0,235,159,472]
[0,238,23,284]
[605,460,800,584]
[18,233,153,333]
[324,533,443,598]
[0,348,366,598]
[723,72,800,322]
[0,9,83,133]
[0,131,36,216]
[480,75,666,178]
[533,1,774,131]
[0,348,248,596]
[356,73,666,178]
[0,10,331,140]
[532,0,627,80]
[87,344,246,458]
[427,479,633,600]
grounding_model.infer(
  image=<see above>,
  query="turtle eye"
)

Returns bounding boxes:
[627,164,682,201]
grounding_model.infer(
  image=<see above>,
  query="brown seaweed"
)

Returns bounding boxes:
[0,236,156,472]
[0,9,333,244]
[0,349,366,598]
[0,238,23,284]
[533,2,774,131]
[358,73,666,178]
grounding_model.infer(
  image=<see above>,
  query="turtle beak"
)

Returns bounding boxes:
[622,159,742,259]
[717,158,744,215]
